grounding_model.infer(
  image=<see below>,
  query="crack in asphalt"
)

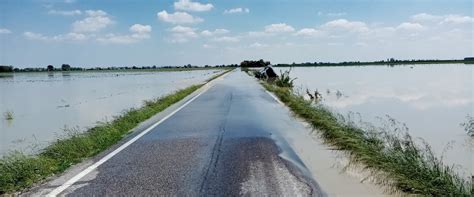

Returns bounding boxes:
[199,92,233,194]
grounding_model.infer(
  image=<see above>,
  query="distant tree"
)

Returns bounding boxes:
[0,65,13,72]
[61,64,71,71]
[240,59,271,67]
[47,65,54,71]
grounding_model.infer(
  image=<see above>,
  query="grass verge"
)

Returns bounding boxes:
[261,82,472,196]
[0,69,232,194]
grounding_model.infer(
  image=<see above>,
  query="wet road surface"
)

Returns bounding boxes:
[58,71,324,196]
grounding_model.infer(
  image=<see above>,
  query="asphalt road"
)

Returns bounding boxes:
[57,70,324,196]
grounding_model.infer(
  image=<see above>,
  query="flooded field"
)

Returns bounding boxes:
[0,70,223,155]
[278,64,473,177]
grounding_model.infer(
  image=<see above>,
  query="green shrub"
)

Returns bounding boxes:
[275,69,296,88]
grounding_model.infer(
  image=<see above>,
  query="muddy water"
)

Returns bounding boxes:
[0,70,223,155]
[278,64,473,178]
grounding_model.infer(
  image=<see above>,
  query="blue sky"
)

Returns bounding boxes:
[0,0,472,67]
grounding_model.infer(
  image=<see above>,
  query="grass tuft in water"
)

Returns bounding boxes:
[4,111,14,120]
[461,115,474,137]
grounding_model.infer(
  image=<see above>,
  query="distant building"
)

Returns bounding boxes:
[464,57,474,61]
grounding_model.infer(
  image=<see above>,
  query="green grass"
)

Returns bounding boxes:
[0,69,233,194]
[205,69,233,82]
[261,82,472,196]
[274,69,296,88]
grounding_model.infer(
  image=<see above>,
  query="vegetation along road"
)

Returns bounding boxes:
[27,70,345,196]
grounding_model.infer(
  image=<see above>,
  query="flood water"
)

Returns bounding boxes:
[0,70,223,155]
[278,64,473,177]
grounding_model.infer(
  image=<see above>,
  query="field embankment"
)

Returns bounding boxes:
[0,69,233,194]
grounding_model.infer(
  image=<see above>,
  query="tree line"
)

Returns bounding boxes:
[274,58,473,67]
[0,64,239,73]
[240,59,271,67]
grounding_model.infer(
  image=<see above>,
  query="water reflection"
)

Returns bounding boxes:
[278,64,473,176]
[0,74,13,79]
[0,70,222,155]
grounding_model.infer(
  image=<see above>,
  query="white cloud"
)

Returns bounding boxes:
[72,10,113,32]
[294,28,321,36]
[58,32,89,41]
[0,28,12,34]
[174,0,213,12]
[157,11,203,24]
[441,14,474,24]
[411,13,474,25]
[170,25,196,33]
[249,42,267,48]
[201,29,229,36]
[322,19,369,33]
[410,13,441,22]
[48,9,82,16]
[84,10,106,17]
[202,44,215,48]
[61,32,88,41]
[64,0,76,3]
[24,32,48,40]
[264,23,295,33]
[396,22,424,31]
[247,31,267,37]
[224,8,250,14]
[130,24,152,34]
[24,31,88,41]
[97,34,137,44]
[97,24,152,44]
[168,25,198,43]
[212,36,239,42]
[246,23,305,38]
[25,23,151,44]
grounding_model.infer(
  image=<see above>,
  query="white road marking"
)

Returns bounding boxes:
[264,89,284,105]
[47,71,230,196]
